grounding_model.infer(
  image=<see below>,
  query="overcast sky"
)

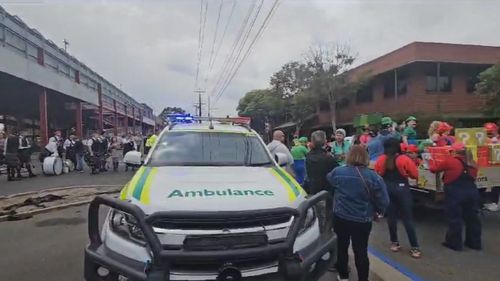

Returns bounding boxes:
[3,0,500,116]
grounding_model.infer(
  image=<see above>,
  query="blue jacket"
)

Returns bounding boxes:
[327,166,389,223]
[367,131,399,161]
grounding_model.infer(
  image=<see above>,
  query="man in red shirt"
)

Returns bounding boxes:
[428,143,482,251]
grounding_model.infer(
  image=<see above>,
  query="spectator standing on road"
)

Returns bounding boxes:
[368,117,399,165]
[305,130,338,232]
[327,145,389,281]
[122,134,137,172]
[49,130,64,157]
[74,136,85,172]
[429,143,482,251]
[290,136,309,185]
[145,132,157,155]
[18,131,36,178]
[0,131,6,167]
[331,128,351,166]
[4,130,22,181]
[267,130,295,176]
[110,136,122,172]
[358,125,372,146]
[99,132,110,172]
[87,132,101,174]
[375,138,421,258]
[63,134,77,168]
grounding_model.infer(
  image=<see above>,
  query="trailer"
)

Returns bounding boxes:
[410,127,500,208]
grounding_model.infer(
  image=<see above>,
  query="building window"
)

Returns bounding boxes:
[383,69,408,98]
[336,98,350,110]
[438,64,452,92]
[426,63,452,92]
[383,73,395,99]
[319,102,330,111]
[356,84,373,104]
[466,65,489,93]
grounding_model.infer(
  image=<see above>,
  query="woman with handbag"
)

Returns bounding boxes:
[374,138,421,258]
[327,145,389,281]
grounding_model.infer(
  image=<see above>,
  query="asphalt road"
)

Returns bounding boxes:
[0,205,346,281]
[0,162,132,196]
[1,171,499,281]
[368,207,500,281]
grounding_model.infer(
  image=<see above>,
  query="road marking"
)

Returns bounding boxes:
[368,246,426,281]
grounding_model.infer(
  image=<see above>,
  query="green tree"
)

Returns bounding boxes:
[270,61,312,98]
[476,64,500,116]
[270,61,316,132]
[304,43,357,131]
[158,107,186,120]
[237,89,285,134]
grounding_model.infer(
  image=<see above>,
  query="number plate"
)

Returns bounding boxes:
[184,233,268,251]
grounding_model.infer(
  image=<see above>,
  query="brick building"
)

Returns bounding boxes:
[312,42,500,135]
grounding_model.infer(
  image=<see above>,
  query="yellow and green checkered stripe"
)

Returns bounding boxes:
[120,166,158,204]
[270,167,304,201]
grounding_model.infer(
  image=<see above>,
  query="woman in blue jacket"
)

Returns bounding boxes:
[327,145,390,281]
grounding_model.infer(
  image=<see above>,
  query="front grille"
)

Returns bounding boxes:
[183,233,268,251]
[151,213,292,230]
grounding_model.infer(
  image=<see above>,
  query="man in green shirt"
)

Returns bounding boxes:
[291,137,309,185]
[403,116,418,145]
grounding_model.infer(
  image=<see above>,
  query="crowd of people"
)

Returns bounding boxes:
[267,116,499,281]
[1,127,159,180]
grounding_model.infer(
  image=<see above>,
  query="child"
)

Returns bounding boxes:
[435,122,455,146]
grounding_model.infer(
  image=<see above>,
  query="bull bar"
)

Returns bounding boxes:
[84,191,337,281]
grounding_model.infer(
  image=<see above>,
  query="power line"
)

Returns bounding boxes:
[209,0,257,98]
[214,0,280,103]
[213,0,264,99]
[205,0,224,81]
[194,0,209,90]
[209,0,237,74]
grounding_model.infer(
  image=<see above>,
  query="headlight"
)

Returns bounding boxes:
[299,208,316,234]
[110,210,146,245]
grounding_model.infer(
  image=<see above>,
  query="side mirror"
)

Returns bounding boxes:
[275,152,288,167]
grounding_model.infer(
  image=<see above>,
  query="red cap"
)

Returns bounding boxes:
[407,144,419,153]
[484,122,498,133]
[437,122,453,134]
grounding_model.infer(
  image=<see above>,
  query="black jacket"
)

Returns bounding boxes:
[305,147,338,195]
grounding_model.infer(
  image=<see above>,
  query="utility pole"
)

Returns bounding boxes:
[193,89,206,122]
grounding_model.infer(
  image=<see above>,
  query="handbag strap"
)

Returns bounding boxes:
[355,167,374,203]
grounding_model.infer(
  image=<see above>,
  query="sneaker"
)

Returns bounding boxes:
[484,203,499,212]
[410,248,422,259]
[390,242,401,252]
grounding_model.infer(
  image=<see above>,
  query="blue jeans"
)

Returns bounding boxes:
[386,183,419,248]
[293,159,306,185]
[75,153,85,171]
[444,182,482,250]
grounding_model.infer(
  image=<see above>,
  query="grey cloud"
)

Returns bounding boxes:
[3,0,500,116]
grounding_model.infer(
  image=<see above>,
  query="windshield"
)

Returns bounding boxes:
[147,131,272,166]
